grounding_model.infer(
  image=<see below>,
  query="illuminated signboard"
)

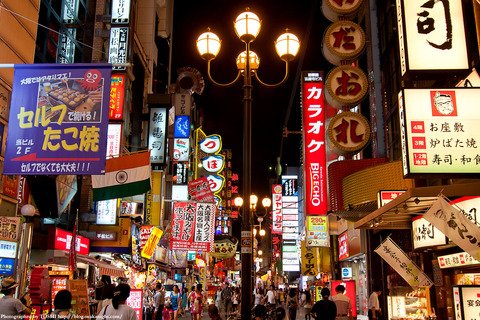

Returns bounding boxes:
[172,138,189,162]
[54,229,89,255]
[57,29,76,64]
[399,88,480,176]
[396,0,468,75]
[148,108,167,164]
[174,116,190,138]
[106,123,122,158]
[282,175,299,271]
[126,289,143,320]
[109,75,125,119]
[377,190,405,208]
[0,257,14,275]
[438,252,480,269]
[111,0,131,24]
[302,71,328,215]
[412,216,447,249]
[338,232,348,260]
[0,240,17,258]
[62,0,79,24]
[96,199,117,225]
[272,184,282,233]
[306,216,329,247]
[108,27,128,70]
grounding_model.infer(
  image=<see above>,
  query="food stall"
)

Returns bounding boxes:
[387,287,432,320]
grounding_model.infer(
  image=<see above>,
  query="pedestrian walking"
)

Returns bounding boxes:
[254,288,264,306]
[300,290,313,320]
[181,288,188,317]
[311,288,336,320]
[332,285,353,320]
[167,285,181,320]
[265,285,276,307]
[222,284,232,314]
[215,287,222,311]
[99,284,138,320]
[0,277,32,316]
[232,288,240,312]
[286,288,299,320]
[47,290,73,320]
[190,284,203,320]
[97,284,115,316]
[368,286,382,320]
[153,283,165,320]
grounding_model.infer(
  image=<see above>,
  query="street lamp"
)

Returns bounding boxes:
[197,9,299,317]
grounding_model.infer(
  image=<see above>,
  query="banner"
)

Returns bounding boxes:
[375,237,433,288]
[170,202,215,251]
[301,241,318,276]
[141,227,163,259]
[188,177,214,203]
[4,64,111,175]
[423,197,480,261]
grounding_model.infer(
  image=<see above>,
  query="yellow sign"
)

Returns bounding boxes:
[148,265,156,277]
[145,172,163,225]
[68,280,90,317]
[301,241,318,276]
[141,227,163,259]
[315,286,323,302]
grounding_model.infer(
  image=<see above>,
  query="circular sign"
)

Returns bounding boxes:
[116,171,128,183]
[327,111,371,154]
[322,20,366,65]
[321,0,365,22]
[325,65,368,108]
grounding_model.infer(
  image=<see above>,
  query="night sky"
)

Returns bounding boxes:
[171,0,333,199]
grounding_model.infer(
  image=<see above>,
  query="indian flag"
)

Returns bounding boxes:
[92,152,151,201]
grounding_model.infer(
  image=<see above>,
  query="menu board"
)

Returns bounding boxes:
[51,276,68,307]
[68,280,90,317]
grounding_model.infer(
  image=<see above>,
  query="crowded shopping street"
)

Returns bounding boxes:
[2,0,480,320]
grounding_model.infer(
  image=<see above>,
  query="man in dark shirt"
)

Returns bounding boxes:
[311,288,336,320]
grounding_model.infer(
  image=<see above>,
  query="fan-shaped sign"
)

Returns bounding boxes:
[199,135,222,154]
[202,155,225,173]
[203,175,225,194]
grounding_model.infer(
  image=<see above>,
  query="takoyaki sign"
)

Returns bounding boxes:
[4,63,111,175]
[399,88,480,176]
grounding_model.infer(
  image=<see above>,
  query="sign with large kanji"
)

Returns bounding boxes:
[272,184,282,233]
[170,202,215,251]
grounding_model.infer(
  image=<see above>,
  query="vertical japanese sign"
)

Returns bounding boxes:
[111,0,131,24]
[96,199,117,225]
[399,88,480,175]
[108,27,128,71]
[398,0,468,73]
[4,64,111,175]
[302,71,328,216]
[148,108,167,164]
[62,0,79,23]
[109,75,125,119]
[57,29,76,64]
[106,123,122,158]
[424,197,480,261]
[272,184,282,233]
[375,237,433,288]
[170,202,215,251]
[300,241,318,276]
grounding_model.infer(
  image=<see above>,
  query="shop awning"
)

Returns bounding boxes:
[354,182,480,230]
[75,254,126,278]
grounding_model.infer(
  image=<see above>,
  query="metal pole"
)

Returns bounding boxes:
[16,220,34,297]
[241,41,253,318]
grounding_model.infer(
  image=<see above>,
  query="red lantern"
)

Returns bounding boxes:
[321,274,329,284]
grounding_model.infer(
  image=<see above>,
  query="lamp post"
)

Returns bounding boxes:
[197,10,299,316]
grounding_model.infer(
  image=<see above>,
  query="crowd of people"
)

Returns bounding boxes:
[0,276,363,320]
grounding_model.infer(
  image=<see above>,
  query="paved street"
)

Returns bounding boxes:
[172,305,310,320]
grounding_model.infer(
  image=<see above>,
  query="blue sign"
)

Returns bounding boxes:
[174,273,181,281]
[0,257,15,275]
[174,116,190,138]
[341,267,352,279]
[0,122,4,155]
[4,63,112,175]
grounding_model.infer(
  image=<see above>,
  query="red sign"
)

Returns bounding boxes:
[170,202,216,252]
[331,280,357,317]
[3,175,18,199]
[272,184,282,233]
[188,177,214,203]
[109,75,125,119]
[16,176,29,212]
[338,232,348,260]
[126,289,143,320]
[54,229,90,255]
[302,72,328,216]
[51,276,68,307]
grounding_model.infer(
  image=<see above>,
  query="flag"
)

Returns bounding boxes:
[68,213,77,272]
[92,152,151,201]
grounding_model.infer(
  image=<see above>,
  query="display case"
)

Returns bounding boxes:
[387,287,432,320]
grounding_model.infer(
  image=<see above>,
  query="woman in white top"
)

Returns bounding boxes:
[99,284,138,320]
[254,288,264,306]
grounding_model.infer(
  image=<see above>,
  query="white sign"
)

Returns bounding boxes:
[0,240,17,258]
[283,264,300,272]
[453,287,461,320]
[341,267,353,280]
[108,27,128,70]
[57,29,76,64]
[424,197,480,261]
[400,88,480,175]
[148,108,166,164]
[111,0,131,24]
[451,196,480,227]
[106,123,122,158]
[174,93,192,116]
[201,155,225,173]
[412,216,447,249]
[172,185,188,201]
[62,0,79,24]
[172,138,189,162]
[460,287,480,320]
[377,190,405,208]
[96,199,117,225]
[399,0,468,73]
[396,0,407,75]
[437,252,480,269]
[375,237,433,288]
